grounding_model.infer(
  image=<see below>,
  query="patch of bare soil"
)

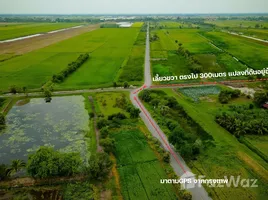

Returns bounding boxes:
[0,24,99,56]
[200,96,214,102]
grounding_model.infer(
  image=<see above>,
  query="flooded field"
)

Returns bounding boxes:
[0,96,90,165]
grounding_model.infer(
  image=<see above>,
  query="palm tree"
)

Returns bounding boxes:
[6,159,26,176]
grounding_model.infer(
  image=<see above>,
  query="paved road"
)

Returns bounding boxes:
[130,23,211,200]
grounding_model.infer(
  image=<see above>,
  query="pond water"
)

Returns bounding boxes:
[0,96,90,165]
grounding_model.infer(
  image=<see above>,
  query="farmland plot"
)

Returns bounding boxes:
[58,28,140,89]
[202,31,268,69]
[0,28,140,92]
[0,23,82,41]
[179,86,221,102]
[112,130,177,200]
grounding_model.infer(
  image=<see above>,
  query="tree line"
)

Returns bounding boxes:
[215,104,268,137]
[52,53,89,83]
[140,90,214,161]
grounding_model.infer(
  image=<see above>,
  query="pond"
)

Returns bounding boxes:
[0,96,90,165]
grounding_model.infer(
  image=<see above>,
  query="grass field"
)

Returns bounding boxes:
[117,31,145,84]
[160,88,268,200]
[0,23,83,41]
[58,28,140,89]
[0,28,141,92]
[202,31,268,69]
[228,28,268,40]
[244,135,268,156]
[131,22,144,27]
[205,19,268,28]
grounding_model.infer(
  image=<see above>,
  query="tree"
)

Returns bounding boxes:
[6,159,26,176]
[100,127,109,138]
[160,105,170,116]
[44,89,52,102]
[113,82,117,88]
[0,164,8,180]
[22,86,28,96]
[129,107,140,118]
[140,90,152,102]
[123,82,129,88]
[163,152,170,163]
[100,137,115,153]
[97,119,109,129]
[254,91,268,107]
[0,113,5,126]
[87,152,112,180]
[182,191,192,200]
[175,40,178,43]
[151,98,160,108]
[9,85,17,94]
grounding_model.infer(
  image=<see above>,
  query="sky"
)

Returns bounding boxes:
[0,0,267,14]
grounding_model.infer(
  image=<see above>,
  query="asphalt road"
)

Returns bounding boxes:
[130,23,211,200]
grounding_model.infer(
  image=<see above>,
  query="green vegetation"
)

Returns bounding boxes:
[202,31,268,69]
[140,89,214,161]
[94,92,180,200]
[179,86,221,102]
[63,182,98,199]
[58,28,140,89]
[27,146,82,178]
[52,53,89,83]
[0,28,140,92]
[215,104,268,137]
[131,22,144,27]
[118,31,145,84]
[162,88,268,199]
[0,23,83,41]
[205,19,268,28]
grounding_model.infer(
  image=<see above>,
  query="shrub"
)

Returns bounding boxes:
[97,119,109,129]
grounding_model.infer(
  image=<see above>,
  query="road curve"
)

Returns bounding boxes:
[130,23,211,200]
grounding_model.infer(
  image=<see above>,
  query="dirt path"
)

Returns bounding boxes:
[0,24,99,56]
[88,96,103,153]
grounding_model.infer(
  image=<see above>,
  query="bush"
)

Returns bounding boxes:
[163,152,170,163]
[100,127,109,138]
[9,85,17,94]
[108,112,127,120]
[97,119,109,129]
[87,152,112,180]
[100,137,115,153]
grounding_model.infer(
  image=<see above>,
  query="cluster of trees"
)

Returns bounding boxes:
[27,147,82,178]
[215,105,268,137]
[150,33,159,41]
[140,90,214,160]
[218,89,241,104]
[177,44,203,73]
[24,146,112,180]
[52,53,89,83]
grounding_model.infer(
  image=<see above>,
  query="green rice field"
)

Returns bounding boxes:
[0,23,83,41]
[0,28,140,92]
